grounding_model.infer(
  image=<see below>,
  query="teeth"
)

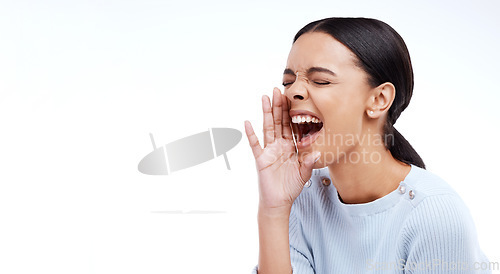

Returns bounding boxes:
[291,115,322,124]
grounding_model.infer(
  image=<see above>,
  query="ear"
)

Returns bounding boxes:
[365,82,396,118]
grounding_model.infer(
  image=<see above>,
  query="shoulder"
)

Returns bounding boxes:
[399,166,483,250]
[399,164,464,207]
[402,193,476,236]
[401,165,475,230]
[399,174,490,271]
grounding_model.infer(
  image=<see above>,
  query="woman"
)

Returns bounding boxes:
[244,17,491,273]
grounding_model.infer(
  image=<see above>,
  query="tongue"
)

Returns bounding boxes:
[303,124,314,136]
[302,123,323,139]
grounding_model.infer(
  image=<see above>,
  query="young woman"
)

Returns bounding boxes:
[244,17,491,273]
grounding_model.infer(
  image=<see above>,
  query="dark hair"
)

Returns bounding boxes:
[294,17,425,169]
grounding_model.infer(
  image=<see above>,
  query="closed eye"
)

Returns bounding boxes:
[282,81,331,87]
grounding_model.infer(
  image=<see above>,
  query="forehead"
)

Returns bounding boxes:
[286,32,358,73]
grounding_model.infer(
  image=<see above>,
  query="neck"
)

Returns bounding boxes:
[327,144,411,204]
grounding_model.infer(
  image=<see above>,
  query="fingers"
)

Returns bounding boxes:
[272,88,282,140]
[281,93,293,140]
[298,151,321,185]
[244,120,263,159]
[262,95,274,146]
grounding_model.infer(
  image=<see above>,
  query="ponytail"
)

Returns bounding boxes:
[384,123,425,169]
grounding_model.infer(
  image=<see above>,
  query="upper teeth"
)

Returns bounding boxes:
[291,115,322,124]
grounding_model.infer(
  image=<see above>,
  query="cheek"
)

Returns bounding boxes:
[311,83,367,135]
[317,96,360,130]
[316,101,365,150]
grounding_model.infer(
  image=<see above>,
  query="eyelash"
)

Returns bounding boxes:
[282,81,331,87]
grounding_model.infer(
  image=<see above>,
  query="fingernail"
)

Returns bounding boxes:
[314,152,321,163]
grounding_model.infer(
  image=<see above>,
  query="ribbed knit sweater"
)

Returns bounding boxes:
[252,164,491,273]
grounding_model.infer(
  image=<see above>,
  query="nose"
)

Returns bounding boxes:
[285,73,309,101]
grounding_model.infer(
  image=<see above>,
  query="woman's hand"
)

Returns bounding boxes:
[244,88,320,211]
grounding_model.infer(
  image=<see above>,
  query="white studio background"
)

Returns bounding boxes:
[0,0,499,273]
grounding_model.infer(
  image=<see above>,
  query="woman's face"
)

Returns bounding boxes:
[283,31,376,167]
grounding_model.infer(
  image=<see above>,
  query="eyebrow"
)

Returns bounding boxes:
[283,67,337,77]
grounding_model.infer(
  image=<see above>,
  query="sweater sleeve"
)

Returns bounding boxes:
[251,246,315,274]
[401,194,491,274]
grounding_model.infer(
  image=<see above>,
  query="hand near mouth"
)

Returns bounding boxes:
[245,87,321,211]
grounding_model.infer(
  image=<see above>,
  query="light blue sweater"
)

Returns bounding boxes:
[252,164,492,273]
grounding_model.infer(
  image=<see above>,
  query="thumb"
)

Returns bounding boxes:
[298,151,321,185]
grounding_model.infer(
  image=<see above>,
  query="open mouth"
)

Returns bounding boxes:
[291,114,324,145]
